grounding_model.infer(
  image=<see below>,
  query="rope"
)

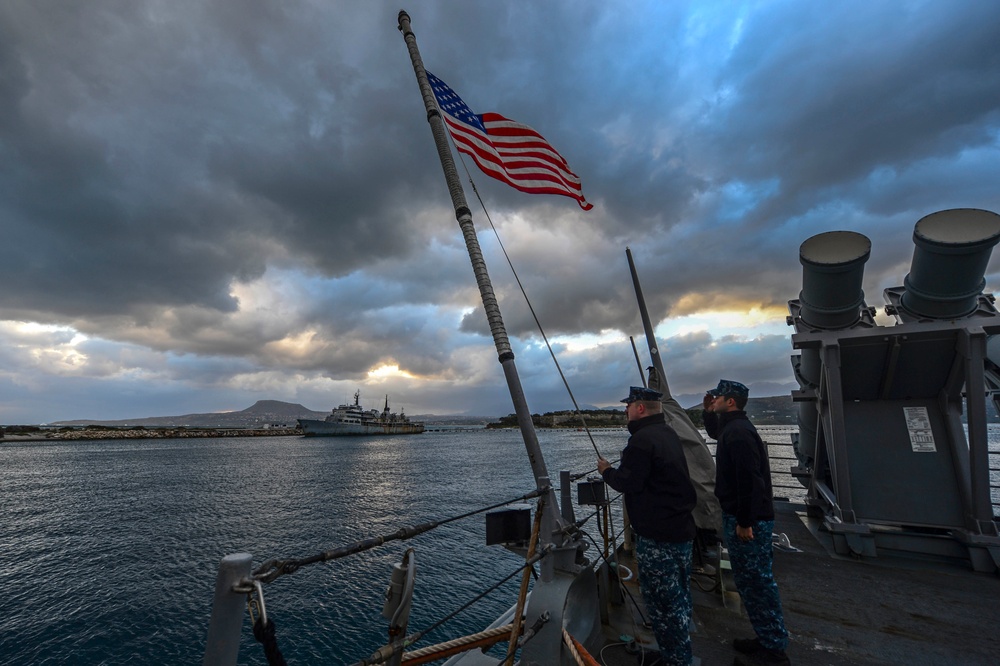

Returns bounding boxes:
[416,544,552,639]
[349,544,555,666]
[581,520,650,627]
[562,628,601,666]
[252,617,288,666]
[458,155,602,458]
[400,624,514,664]
[252,487,544,583]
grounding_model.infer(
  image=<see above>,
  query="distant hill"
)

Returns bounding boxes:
[54,400,329,428]
[488,396,800,429]
[743,395,800,425]
[45,393,1000,429]
[51,401,498,428]
[489,392,1000,429]
[680,395,797,427]
[411,414,497,426]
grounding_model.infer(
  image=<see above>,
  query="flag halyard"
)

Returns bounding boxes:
[427,72,593,211]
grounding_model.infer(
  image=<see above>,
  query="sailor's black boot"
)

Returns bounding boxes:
[733,646,790,666]
[732,637,763,654]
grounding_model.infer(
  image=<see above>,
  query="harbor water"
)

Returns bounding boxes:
[1,426,998,665]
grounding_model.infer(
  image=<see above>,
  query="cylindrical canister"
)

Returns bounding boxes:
[798,231,872,330]
[900,209,1000,319]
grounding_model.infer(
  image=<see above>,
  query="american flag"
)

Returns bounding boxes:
[427,72,593,211]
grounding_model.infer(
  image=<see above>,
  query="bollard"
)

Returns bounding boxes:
[203,553,252,666]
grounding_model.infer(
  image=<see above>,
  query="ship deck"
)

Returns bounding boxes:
[597,501,1000,666]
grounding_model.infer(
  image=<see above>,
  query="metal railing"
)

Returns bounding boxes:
[704,428,1000,517]
[759,435,1000,519]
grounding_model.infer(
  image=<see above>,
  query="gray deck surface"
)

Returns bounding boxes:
[595,502,1000,666]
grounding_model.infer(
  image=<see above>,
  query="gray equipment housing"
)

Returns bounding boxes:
[787,208,1000,573]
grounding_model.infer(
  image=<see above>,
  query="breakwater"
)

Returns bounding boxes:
[1,426,301,441]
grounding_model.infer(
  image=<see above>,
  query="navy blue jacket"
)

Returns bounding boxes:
[704,409,775,528]
[601,413,696,543]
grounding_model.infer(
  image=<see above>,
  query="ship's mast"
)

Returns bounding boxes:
[397,12,561,524]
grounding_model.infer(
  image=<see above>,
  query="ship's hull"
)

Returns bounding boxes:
[297,418,424,436]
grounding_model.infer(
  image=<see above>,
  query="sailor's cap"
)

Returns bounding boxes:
[706,379,749,399]
[620,386,664,404]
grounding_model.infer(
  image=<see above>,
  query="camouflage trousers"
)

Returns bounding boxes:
[722,513,789,651]
[635,535,693,666]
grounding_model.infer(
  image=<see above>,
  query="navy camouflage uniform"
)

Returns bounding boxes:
[634,536,693,666]
[704,384,789,654]
[602,387,697,666]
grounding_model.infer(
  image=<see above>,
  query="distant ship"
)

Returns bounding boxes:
[297,390,424,436]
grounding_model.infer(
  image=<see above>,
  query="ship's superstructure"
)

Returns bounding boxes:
[298,391,424,436]
[788,209,1000,572]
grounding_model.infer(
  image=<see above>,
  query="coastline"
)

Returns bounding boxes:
[1,427,302,442]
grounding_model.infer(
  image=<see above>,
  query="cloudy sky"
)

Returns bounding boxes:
[2,1,999,423]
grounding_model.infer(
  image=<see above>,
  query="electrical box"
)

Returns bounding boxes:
[486,504,531,545]
[578,478,607,506]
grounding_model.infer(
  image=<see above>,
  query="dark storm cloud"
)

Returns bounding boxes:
[699,3,1000,235]
[2,1,1000,422]
[412,2,1000,345]
[2,3,433,311]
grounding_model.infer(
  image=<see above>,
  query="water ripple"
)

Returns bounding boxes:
[1,427,997,664]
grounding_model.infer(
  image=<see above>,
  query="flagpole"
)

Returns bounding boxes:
[397,11,562,522]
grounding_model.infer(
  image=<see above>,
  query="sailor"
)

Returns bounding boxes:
[598,386,697,666]
[703,379,791,666]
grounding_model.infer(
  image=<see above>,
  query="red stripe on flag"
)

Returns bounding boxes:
[443,115,592,209]
[436,107,592,210]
